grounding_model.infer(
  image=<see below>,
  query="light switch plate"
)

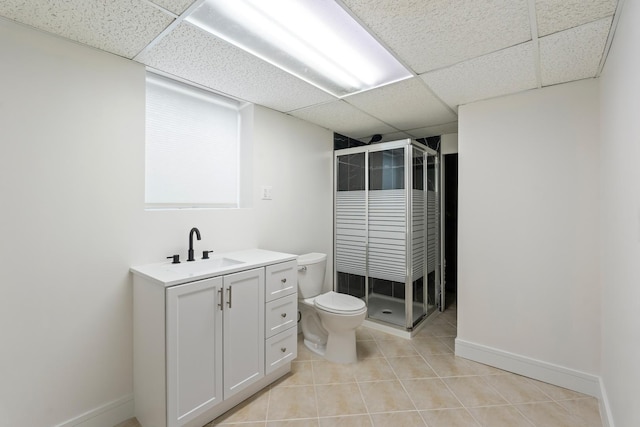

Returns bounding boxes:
[262,186,273,200]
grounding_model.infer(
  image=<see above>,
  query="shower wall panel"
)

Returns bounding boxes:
[368,189,406,283]
[412,189,425,279]
[335,191,366,277]
[427,190,437,273]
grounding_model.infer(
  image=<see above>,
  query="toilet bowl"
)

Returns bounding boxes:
[297,253,366,364]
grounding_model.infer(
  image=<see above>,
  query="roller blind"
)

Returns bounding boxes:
[145,73,240,208]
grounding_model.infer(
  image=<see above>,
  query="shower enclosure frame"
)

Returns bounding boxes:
[333,138,441,332]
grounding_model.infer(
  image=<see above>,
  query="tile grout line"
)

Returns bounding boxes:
[310,358,321,425]
[264,380,272,425]
[212,316,602,427]
[475,379,540,427]
[353,372,376,426]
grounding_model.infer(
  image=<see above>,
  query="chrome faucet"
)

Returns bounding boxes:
[187,227,201,262]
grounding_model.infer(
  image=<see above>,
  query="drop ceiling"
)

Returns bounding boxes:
[0,0,620,142]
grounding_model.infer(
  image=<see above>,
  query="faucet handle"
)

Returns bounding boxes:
[202,250,213,260]
[167,255,181,264]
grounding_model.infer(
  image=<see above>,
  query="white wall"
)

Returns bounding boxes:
[253,107,334,291]
[599,0,640,424]
[457,80,601,383]
[0,18,333,426]
[441,133,458,154]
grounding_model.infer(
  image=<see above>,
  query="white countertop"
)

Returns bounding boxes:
[130,248,297,287]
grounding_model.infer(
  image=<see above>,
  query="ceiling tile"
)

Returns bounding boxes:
[344,77,456,130]
[290,101,396,139]
[0,0,619,140]
[420,42,537,109]
[539,17,612,86]
[137,22,336,112]
[147,0,196,15]
[0,0,173,58]
[340,0,531,73]
[536,0,617,37]
[407,122,458,139]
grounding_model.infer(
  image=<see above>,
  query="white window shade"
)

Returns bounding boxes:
[145,74,241,208]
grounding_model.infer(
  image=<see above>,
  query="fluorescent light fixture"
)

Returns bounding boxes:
[185,0,412,97]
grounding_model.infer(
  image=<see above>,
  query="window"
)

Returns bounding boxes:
[145,73,244,208]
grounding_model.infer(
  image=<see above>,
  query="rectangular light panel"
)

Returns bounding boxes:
[185,0,412,97]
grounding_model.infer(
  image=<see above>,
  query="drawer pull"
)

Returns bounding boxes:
[281,278,287,283]
[281,347,287,353]
[281,313,287,318]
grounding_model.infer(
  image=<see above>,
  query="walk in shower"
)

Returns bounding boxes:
[334,139,440,332]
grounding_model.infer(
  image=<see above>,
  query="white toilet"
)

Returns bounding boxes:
[297,253,367,364]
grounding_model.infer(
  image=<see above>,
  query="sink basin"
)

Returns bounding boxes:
[166,257,244,275]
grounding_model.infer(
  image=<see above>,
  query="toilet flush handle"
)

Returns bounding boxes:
[298,266,307,271]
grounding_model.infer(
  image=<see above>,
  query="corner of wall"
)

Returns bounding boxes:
[598,378,615,427]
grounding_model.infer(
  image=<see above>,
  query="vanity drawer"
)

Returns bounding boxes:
[265,293,298,339]
[265,326,297,375]
[265,260,297,302]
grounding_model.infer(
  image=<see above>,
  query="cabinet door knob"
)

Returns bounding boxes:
[281,278,287,283]
[281,313,287,318]
[280,347,287,353]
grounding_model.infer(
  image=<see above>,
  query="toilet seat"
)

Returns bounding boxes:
[314,291,366,315]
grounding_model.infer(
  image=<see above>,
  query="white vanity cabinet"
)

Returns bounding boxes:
[132,250,297,427]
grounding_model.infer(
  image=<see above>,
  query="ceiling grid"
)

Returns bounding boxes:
[528,0,543,89]
[0,0,621,141]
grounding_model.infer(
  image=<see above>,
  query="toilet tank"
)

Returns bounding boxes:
[297,253,327,299]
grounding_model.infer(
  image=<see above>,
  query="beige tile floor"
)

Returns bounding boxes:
[118,305,602,427]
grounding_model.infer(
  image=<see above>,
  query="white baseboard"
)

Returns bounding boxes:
[599,377,615,427]
[54,394,134,427]
[455,338,600,396]
[455,338,615,427]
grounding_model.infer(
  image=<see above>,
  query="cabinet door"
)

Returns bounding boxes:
[223,268,265,399]
[166,277,223,427]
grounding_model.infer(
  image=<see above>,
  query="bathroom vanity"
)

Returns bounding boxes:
[131,249,298,427]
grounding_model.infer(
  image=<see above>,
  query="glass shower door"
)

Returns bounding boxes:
[410,147,427,325]
[409,147,439,323]
[367,147,407,327]
[426,151,440,315]
[335,152,367,299]
[335,139,440,332]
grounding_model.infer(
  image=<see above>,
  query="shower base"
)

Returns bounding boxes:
[367,294,426,328]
